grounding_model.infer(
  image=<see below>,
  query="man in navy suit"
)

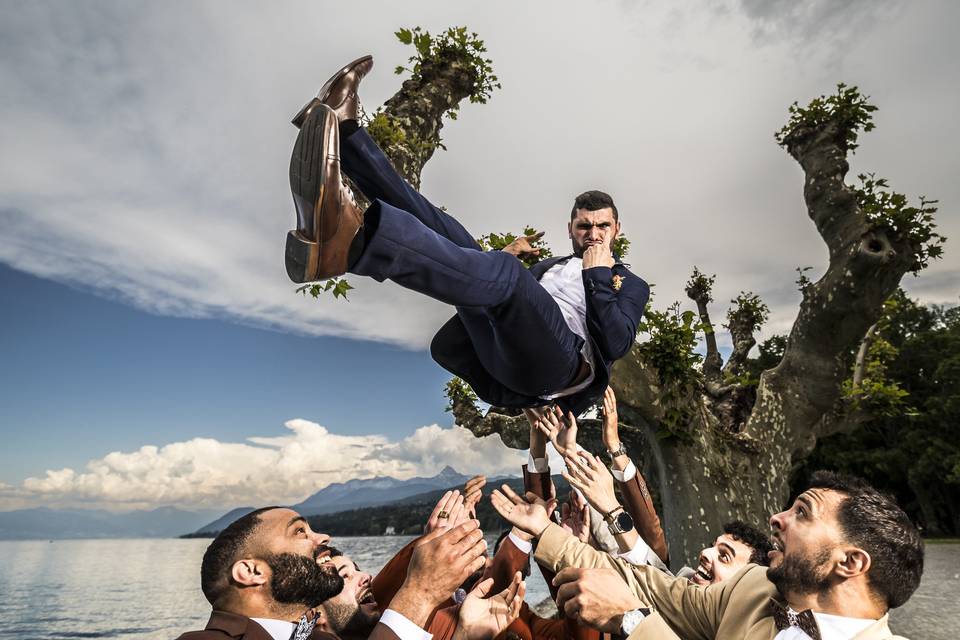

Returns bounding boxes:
[285,57,649,416]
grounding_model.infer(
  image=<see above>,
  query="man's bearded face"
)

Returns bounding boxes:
[321,555,380,637]
[266,552,344,608]
[767,547,834,597]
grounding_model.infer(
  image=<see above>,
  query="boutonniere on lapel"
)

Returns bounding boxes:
[612,274,624,291]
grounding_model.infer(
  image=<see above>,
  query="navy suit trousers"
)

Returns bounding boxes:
[342,129,583,398]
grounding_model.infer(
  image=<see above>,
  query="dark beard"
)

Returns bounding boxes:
[266,553,344,608]
[767,548,833,597]
[323,599,380,638]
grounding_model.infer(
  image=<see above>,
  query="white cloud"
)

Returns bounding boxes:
[0,419,525,511]
[0,1,956,351]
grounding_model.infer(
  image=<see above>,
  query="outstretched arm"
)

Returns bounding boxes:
[601,386,669,565]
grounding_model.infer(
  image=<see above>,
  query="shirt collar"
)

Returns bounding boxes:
[250,618,297,640]
[810,610,877,640]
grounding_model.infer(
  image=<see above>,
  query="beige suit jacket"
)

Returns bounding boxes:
[534,523,906,640]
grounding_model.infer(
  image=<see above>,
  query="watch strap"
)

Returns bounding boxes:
[606,443,628,461]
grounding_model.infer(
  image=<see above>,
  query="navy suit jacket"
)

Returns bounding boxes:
[431,254,649,416]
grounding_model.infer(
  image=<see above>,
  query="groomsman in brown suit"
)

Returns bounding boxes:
[492,471,923,640]
[175,506,490,640]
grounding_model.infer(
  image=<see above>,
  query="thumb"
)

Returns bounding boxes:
[469,576,494,599]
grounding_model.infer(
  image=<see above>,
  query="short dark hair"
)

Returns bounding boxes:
[200,506,280,606]
[806,471,924,609]
[722,520,773,566]
[571,190,618,221]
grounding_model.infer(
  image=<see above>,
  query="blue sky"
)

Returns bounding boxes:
[1,0,957,511]
[0,264,454,485]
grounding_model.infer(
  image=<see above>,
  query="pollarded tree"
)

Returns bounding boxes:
[304,29,945,566]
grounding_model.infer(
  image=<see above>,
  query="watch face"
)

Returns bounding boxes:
[615,511,634,532]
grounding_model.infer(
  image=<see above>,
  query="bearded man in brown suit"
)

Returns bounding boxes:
[492,471,924,640]
[175,506,490,640]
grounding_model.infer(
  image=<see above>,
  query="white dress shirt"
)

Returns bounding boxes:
[773,609,876,640]
[251,608,432,640]
[251,618,295,640]
[537,257,596,399]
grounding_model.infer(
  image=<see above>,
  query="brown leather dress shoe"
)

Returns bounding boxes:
[285,103,365,283]
[291,55,374,129]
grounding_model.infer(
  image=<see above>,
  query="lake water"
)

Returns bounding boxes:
[0,537,956,639]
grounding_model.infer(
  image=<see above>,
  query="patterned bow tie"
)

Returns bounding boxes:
[291,610,318,640]
[769,600,822,640]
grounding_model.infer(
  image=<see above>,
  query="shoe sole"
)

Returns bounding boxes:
[286,105,335,283]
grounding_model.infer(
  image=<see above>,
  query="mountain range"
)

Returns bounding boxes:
[189,465,476,535]
[0,506,221,540]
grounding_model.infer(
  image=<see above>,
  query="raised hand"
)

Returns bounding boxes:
[426,490,465,533]
[553,567,642,633]
[453,572,526,640]
[582,244,615,270]
[463,475,486,520]
[562,450,619,516]
[502,231,545,260]
[534,406,579,456]
[601,386,620,446]
[490,484,556,538]
[393,520,488,625]
[559,491,591,543]
[524,407,549,461]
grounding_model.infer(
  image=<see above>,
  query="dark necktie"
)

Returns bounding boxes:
[769,600,822,640]
[291,611,318,640]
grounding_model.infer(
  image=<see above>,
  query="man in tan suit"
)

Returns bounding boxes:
[492,471,923,640]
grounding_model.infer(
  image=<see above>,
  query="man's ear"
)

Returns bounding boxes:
[835,547,871,579]
[231,558,269,587]
[567,220,573,239]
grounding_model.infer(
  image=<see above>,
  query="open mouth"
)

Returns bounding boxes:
[358,589,377,606]
[768,537,785,559]
[694,566,713,582]
[315,546,333,564]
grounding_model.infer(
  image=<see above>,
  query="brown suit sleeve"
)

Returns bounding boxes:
[617,464,669,565]
[529,613,602,640]
[522,464,554,501]
[522,463,564,602]
[482,533,531,592]
[370,536,420,609]
[424,605,459,640]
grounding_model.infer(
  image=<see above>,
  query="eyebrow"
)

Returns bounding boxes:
[718,541,737,558]
[797,494,817,515]
[286,515,307,529]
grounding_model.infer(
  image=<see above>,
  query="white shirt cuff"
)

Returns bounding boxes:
[617,535,653,566]
[507,532,533,554]
[527,453,549,474]
[380,609,432,640]
[610,459,637,482]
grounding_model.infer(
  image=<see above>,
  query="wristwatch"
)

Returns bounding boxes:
[619,608,651,637]
[604,506,635,535]
[606,442,628,461]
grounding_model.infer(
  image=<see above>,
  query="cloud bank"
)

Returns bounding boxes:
[0,420,526,511]
[1,1,957,352]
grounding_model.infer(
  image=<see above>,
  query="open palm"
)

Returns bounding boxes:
[455,574,525,640]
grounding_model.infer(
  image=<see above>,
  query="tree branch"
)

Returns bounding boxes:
[685,268,722,383]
